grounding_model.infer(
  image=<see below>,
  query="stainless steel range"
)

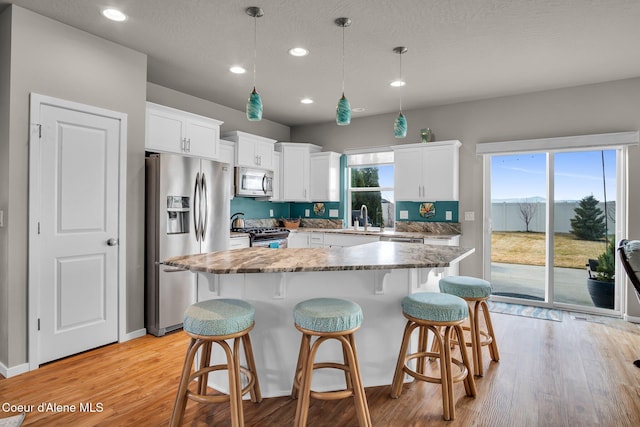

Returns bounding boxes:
[232,226,290,248]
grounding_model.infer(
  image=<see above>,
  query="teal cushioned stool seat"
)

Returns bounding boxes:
[438,276,500,377]
[293,297,363,333]
[291,298,371,426]
[170,299,261,427]
[439,276,492,299]
[391,291,476,421]
[401,292,468,322]
[183,298,255,336]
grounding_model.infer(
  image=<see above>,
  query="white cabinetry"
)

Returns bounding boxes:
[219,140,235,200]
[393,140,460,201]
[223,131,276,171]
[146,102,222,159]
[229,235,250,249]
[275,142,322,202]
[310,151,341,202]
[309,233,324,248]
[272,151,282,201]
[323,233,379,248]
[288,232,310,248]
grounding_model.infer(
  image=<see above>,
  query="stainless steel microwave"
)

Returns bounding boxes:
[235,166,274,197]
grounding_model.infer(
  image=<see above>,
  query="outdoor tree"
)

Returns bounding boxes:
[351,167,382,226]
[570,195,606,241]
[518,199,538,232]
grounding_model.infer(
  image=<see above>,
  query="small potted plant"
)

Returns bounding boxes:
[586,238,615,309]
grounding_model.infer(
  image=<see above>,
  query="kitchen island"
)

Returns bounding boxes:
[165,241,474,397]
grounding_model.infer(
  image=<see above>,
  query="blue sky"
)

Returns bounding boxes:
[491,150,617,202]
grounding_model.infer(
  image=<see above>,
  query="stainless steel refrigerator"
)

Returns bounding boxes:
[145,153,230,336]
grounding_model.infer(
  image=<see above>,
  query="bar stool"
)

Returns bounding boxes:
[291,298,372,427]
[170,299,262,427]
[390,292,476,421]
[439,276,500,376]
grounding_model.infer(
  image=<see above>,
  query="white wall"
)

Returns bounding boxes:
[0,5,147,371]
[291,78,640,316]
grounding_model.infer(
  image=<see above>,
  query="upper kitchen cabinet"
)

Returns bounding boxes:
[146,102,222,159]
[275,142,322,202]
[222,130,276,171]
[272,151,282,201]
[310,151,341,202]
[219,140,235,200]
[393,140,461,201]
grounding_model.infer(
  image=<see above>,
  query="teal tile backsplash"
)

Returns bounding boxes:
[395,201,459,222]
[229,198,289,219]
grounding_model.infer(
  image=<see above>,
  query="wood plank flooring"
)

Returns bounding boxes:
[2,310,640,426]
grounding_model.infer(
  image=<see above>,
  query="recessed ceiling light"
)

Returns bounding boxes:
[390,80,405,87]
[288,47,309,57]
[101,8,127,22]
[300,98,314,104]
[230,66,247,74]
[352,107,365,113]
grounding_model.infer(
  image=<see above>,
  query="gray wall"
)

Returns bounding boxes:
[0,5,147,370]
[291,78,640,316]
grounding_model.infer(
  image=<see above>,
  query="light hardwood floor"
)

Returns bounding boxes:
[1,310,640,426]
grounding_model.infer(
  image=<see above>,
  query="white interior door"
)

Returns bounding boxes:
[31,98,123,365]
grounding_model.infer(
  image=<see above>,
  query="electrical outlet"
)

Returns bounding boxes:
[269,209,274,217]
[305,209,310,217]
[464,211,475,221]
[399,210,409,219]
[445,211,452,221]
[329,209,339,218]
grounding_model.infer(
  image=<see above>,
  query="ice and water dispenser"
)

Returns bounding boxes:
[166,196,190,234]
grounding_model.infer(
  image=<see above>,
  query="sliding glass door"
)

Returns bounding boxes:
[487,146,622,313]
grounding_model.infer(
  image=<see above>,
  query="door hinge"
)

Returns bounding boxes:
[38,222,40,235]
[37,318,40,331]
[38,123,42,139]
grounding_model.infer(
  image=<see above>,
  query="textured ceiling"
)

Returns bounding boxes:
[3,0,640,126]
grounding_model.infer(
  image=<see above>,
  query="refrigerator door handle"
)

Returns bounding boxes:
[201,173,209,241]
[193,171,201,242]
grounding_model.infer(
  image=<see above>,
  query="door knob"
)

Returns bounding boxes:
[107,238,119,246]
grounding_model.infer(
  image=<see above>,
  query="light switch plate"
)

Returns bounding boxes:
[269,209,274,217]
[329,209,339,218]
[445,211,452,220]
[464,211,475,221]
[400,210,409,219]
[305,209,310,217]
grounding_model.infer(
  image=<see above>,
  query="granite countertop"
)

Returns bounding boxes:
[164,241,474,274]
[289,228,459,240]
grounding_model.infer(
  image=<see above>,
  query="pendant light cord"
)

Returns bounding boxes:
[252,16,258,88]
[398,52,403,112]
[341,25,346,94]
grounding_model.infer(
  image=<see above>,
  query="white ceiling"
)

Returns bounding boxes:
[3,0,640,127]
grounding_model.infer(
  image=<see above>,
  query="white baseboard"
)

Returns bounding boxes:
[624,314,640,324]
[120,328,147,342]
[0,361,30,379]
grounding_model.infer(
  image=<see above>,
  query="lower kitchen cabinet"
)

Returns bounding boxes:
[229,235,250,249]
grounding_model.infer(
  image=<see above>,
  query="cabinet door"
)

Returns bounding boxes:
[254,140,274,170]
[288,232,309,248]
[422,146,458,201]
[219,141,235,199]
[272,151,281,201]
[394,148,423,201]
[236,140,256,167]
[186,118,218,159]
[146,107,185,153]
[281,146,309,201]
[310,152,340,202]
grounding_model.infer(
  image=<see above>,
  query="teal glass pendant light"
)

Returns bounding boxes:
[335,17,352,126]
[393,46,408,138]
[246,7,264,121]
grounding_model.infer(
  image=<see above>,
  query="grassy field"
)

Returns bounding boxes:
[491,231,610,269]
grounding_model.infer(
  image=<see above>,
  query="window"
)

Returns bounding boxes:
[346,149,394,228]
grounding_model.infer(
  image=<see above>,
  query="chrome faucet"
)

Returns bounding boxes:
[360,204,368,231]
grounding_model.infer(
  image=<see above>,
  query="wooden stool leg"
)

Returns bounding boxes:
[480,300,500,362]
[390,321,417,398]
[294,334,320,427]
[241,333,263,403]
[198,340,212,394]
[291,333,311,399]
[344,334,372,427]
[342,339,354,392]
[441,326,454,420]
[170,338,202,427]
[454,324,477,398]
[467,301,482,376]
